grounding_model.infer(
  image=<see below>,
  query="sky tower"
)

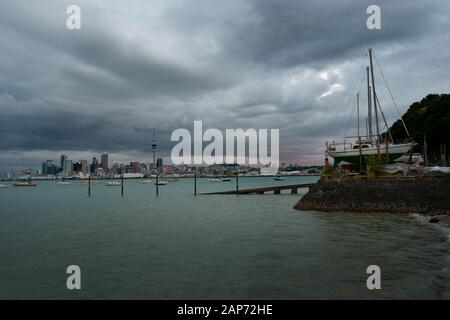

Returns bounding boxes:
[152,129,157,168]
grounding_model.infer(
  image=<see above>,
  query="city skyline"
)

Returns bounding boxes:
[1,1,450,170]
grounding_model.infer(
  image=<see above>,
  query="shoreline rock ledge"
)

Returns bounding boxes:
[294,177,450,215]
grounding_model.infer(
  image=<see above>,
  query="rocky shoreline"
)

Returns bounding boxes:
[294,176,450,224]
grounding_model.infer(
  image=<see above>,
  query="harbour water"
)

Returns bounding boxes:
[0,176,449,299]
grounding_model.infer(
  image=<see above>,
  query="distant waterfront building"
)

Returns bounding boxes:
[101,153,109,172]
[132,161,141,174]
[111,163,119,175]
[63,159,73,177]
[73,161,82,173]
[96,167,104,176]
[157,158,163,172]
[90,157,99,174]
[80,160,89,176]
[60,154,68,169]
[41,160,52,175]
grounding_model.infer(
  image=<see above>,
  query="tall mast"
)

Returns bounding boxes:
[366,66,373,139]
[368,48,381,156]
[357,93,363,171]
[357,93,361,138]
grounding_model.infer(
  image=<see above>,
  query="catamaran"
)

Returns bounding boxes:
[326,48,414,167]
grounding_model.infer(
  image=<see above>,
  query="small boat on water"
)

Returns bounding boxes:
[221,178,232,182]
[274,175,285,181]
[14,176,37,187]
[13,182,37,187]
[155,181,168,186]
[0,184,7,188]
[80,180,96,186]
[142,180,154,184]
[105,181,121,186]
[57,181,71,185]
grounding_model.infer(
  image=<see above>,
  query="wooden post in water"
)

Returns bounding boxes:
[235,171,239,194]
[194,168,197,196]
[88,175,91,197]
[156,174,159,197]
[121,175,124,197]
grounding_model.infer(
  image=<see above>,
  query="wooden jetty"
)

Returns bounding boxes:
[203,183,315,195]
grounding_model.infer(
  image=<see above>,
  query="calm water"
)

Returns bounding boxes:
[0,176,449,299]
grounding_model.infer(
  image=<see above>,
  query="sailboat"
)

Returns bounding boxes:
[326,48,413,167]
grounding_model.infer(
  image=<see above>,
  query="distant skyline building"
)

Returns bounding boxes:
[157,158,163,172]
[63,159,73,177]
[90,157,99,174]
[101,153,109,173]
[80,160,88,176]
[132,161,141,174]
[60,154,68,169]
[41,160,53,175]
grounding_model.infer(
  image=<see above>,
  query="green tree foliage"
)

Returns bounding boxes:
[388,94,450,163]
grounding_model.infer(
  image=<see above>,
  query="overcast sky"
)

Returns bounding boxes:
[1,0,449,170]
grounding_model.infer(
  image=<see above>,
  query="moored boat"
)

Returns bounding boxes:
[105,181,121,186]
[13,182,37,187]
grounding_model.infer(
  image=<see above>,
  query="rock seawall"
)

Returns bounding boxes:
[294,177,450,215]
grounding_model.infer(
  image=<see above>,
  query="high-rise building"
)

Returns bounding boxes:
[157,158,163,172]
[90,157,99,174]
[101,153,109,172]
[60,154,68,169]
[132,161,141,174]
[80,160,88,176]
[42,160,52,175]
[73,161,82,173]
[63,159,73,177]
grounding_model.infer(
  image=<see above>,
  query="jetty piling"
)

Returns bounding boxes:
[121,175,124,197]
[194,170,197,196]
[156,174,159,197]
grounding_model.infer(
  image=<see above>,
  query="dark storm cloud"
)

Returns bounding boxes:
[226,0,438,67]
[0,0,449,168]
